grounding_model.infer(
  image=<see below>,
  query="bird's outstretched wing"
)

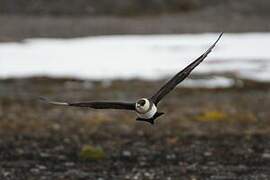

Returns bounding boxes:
[150,33,223,105]
[40,97,135,110]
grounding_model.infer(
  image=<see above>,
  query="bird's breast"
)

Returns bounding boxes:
[136,103,157,119]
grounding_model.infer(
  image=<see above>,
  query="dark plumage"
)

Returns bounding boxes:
[40,33,223,124]
[150,33,223,105]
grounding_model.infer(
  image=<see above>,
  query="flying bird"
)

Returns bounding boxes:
[40,33,223,124]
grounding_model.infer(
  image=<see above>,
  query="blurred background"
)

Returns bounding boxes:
[1,1,270,179]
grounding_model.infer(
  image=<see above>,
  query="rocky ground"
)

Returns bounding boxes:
[0,77,270,179]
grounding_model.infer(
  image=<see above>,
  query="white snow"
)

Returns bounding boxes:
[181,77,235,88]
[1,33,270,87]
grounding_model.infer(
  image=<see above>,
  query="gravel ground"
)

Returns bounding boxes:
[0,77,270,179]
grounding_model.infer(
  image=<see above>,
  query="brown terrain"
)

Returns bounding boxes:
[0,0,270,41]
[1,0,270,179]
[0,77,270,179]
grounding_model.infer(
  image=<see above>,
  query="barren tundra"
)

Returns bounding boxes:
[0,77,270,179]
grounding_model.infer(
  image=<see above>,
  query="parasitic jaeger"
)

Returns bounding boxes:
[40,33,223,124]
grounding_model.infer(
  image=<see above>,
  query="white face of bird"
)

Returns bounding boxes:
[135,98,150,114]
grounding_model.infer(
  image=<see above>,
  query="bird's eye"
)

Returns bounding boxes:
[138,100,146,106]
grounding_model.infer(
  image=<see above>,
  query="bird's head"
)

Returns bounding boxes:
[135,98,150,113]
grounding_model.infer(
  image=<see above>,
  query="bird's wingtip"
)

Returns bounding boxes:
[39,96,48,103]
[218,32,224,39]
[39,96,69,106]
[214,32,224,44]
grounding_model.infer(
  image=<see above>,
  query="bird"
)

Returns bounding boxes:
[40,33,223,125]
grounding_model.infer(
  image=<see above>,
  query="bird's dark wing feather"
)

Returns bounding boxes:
[40,97,135,110]
[150,33,223,105]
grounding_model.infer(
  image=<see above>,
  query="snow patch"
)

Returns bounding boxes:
[1,33,270,87]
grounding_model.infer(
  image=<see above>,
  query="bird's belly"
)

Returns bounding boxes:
[136,104,157,119]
